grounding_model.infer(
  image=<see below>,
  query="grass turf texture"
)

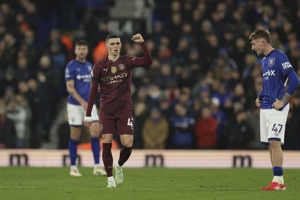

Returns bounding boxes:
[0,167,299,200]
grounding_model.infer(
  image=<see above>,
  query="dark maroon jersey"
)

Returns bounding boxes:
[93,56,135,115]
[86,42,152,116]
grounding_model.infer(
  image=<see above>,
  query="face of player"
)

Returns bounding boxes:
[106,38,121,57]
[75,45,88,61]
[251,38,265,56]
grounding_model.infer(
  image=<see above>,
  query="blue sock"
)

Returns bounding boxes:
[91,137,100,164]
[68,138,78,166]
[273,166,283,176]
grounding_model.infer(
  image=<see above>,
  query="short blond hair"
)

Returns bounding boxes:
[249,27,271,43]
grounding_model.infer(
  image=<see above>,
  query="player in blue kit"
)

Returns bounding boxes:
[249,28,300,190]
[65,40,106,177]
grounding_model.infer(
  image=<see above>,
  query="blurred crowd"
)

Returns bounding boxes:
[0,0,300,150]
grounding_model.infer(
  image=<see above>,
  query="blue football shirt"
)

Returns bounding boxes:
[65,59,93,105]
[259,49,294,109]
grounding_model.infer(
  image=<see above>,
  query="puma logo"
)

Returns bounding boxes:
[103,68,108,72]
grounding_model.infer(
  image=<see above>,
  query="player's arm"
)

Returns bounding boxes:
[66,80,87,109]
[131,33,153,67]
[84,80,99,128]
[273,55,300,109]
[84,65,100,127]
[281,71,299,103]
[86,80,99,116]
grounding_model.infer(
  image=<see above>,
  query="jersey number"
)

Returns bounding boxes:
[272,124,283,133]
[127,118,134,130]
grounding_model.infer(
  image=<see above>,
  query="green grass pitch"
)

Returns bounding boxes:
[0,167,299,200]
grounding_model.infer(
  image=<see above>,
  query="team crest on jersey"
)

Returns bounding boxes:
[269,57,275,67]
[118,64,125,70]
[111,66,117,74]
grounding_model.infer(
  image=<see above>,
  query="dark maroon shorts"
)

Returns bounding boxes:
[99,110,134,135]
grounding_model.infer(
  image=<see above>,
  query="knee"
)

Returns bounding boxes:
[70,131,81,140]
[70,135,80,140]
[89,123,100,137]
[102,134,113,143]
[269,140,281,150]
[122,140,133,148]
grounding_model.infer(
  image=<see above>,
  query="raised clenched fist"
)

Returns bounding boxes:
[132,33,144,43]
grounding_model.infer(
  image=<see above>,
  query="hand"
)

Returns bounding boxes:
[255,98,261,108]
[132,33,144,43]
[84,116,92,128]
[272,98,285,110]
[81,101,88,110]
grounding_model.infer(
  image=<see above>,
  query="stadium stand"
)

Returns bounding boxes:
[0,0,299,150]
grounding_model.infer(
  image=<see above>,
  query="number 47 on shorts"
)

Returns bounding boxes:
[272,123,283,133]
[127,117,134,130]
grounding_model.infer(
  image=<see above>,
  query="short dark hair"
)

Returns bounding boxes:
[106,34,120,42]
[75,40,88,47]
[249,28,271,43]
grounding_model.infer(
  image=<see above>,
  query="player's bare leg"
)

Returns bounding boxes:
[268,145,285,189]
[114,134,133,186]
[89,122,106,176]
[270,140,285,189]
[102,133,116,188]
[268,146,274,166]
[261,140,285,190]
[69,126,82,177]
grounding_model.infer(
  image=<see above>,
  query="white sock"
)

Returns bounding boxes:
[108,176,114,181]
[94,164,101,168]
[272,176,280,183]
[71,165,78,171]
[279,176,284,184]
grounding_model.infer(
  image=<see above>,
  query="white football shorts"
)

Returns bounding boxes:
[260,103,289,144]
[67,103,99,126]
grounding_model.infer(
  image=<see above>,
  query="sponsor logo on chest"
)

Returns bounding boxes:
[263,70,275,77]
[101,73,128,84]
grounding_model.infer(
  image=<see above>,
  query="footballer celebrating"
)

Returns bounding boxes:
[84,33,153,188]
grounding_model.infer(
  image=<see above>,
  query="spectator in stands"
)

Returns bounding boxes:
[0,104,16,148]
[14,56,31,82]
[142,108,169,149]
[194,106,217,149]
[154,63,176,90]
[133,101,148,149]
[26,79,42,148]
[0,68,17,97]
[210,97,228,149]
[211,83,232,108]
[225,109,254,149]
[0,0,300,150]
[35,55,58,142]
[6,97,27,148]
[169,103,195,149]
[176,68,196,89]
[43,29,68,59]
